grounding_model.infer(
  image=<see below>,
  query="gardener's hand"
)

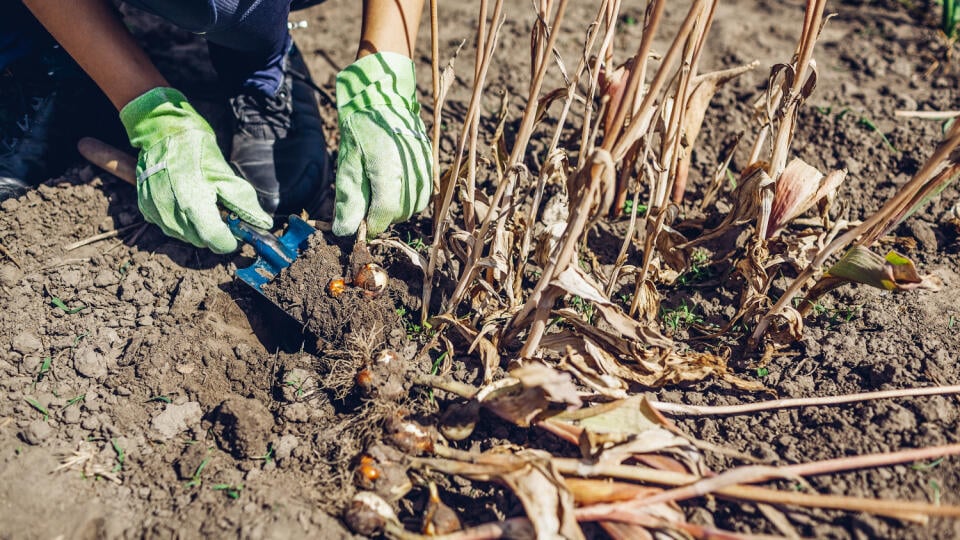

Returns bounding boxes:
[119,87,272,254]
[333,52,432,238]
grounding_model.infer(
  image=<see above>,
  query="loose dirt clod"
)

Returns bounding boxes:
[210,397,274,459]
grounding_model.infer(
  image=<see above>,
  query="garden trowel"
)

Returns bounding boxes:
[76,137,314,317]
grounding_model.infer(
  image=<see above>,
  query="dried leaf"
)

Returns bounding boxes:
[594,303,673,350]
[478,363,582,427]
[564,478,663,505]
[417,450,584,540]
[544,396,696,464]
[766,158,846,238]
[553,265,610,305]
[433,314,501,383]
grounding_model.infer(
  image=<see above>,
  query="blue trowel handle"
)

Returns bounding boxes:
[225,213,296,269]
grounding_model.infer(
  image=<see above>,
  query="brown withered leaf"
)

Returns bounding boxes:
[766,157,846,238]
[477,362,582,427]
[543,396,699,466]
[416,450,584,540]
[432,314,501,383]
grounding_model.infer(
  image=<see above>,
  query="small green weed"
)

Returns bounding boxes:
[857,116,898,153]
[794,298,862,327]
[570,295,596,324]
[661,300,704,332]
[25,398,49,421]
[72,332,89,347]
[930,479,942,505]
[756,367,770,377]
[406,232,427,252]
[911,457,944,471]
[255,444,275,464]
[725,167,738,189]
[65,394,86,408]
[678,248,712,286]
[111,439,125,473]
[146,395,172,404]
[36,356,52,382]
[283,376,306,398]
[186,457,212,488]
[212,484,244,499]
[427,351,449,404]
[50,296,86,314]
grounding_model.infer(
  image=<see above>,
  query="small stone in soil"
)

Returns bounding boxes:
[151,401,202,441]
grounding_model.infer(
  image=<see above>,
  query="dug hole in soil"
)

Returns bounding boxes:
[1,0,959,538]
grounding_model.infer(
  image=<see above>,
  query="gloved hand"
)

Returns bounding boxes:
[119,87,273,254]
[333,52,432,238]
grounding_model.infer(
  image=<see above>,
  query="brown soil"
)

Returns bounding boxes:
[1,0,958,539]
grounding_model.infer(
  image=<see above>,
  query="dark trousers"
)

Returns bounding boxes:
[3,0,326,96]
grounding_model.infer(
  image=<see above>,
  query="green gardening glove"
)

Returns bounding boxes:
[333,52,432,237]
[119,87,273,254]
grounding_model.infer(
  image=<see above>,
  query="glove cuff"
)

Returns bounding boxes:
[336,52,419,119]
[119,87,209,150]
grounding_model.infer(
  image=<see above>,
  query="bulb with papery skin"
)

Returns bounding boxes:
[353,263,388,298]
[327,278,347,297]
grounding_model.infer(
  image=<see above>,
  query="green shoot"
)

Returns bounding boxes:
[950,315,956,329]
[118,260,133,276]
[930,480,942,505]
[661,300,704,332]
[756,367,770,377]
[428,351,449,404]
[677,249,712,286]
[65,394,86,408]
[111,439,125,473]
[212,484,244,499]
[620,14,638,26]
[36,356,51,382]
[725,167,738,189]
[25,398,49,421]
[186,457,212,488]
[146,395,172,404]
[570,295,596,324]
[283,376,306,398]
[255,444,275,464]
[911,457,945,471]
[857,116,898,153]
[72,332,89,347]
[405,232,427,252]
[50,296,86,314]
